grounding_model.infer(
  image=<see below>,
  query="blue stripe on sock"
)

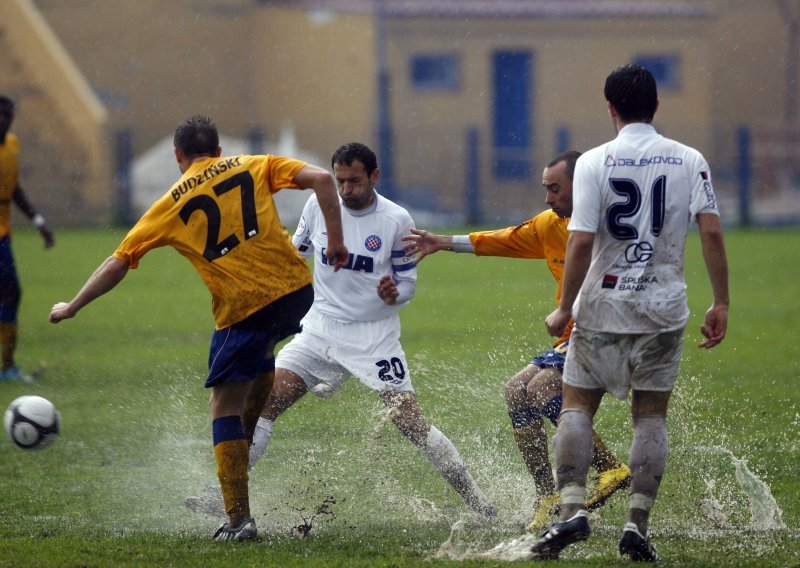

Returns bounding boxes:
[212,415,246,446]
[509,407,542,428]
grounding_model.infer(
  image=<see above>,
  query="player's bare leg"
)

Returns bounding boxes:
[187,368,307,518]
[248,368,309,467]
[513,366,563,529]
[506,365,560,497]
[240,344,277,442]
[381,391,496,517]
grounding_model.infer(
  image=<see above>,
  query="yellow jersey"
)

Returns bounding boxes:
[114,154,312,329]
[470,209,574,344]
[0,133,21,239]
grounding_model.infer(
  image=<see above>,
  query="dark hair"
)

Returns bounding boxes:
[0,96,15,113]
[173,115,219,157]
[547,149,582,180]
[331,142,378,176]
[604,64,658,123]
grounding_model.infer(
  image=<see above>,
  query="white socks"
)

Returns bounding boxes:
[248,417,275,470]
[421,426,495,515]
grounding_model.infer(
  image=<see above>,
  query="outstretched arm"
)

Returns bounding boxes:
[293,164,348,271]
[49,256,129,323]
[401,229,472,263]
[696,213,729,348]
[13,186,54,249]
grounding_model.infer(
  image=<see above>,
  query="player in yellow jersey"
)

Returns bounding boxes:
[49,115,348,541]
[403,150,630,530]
[0,96,55,382]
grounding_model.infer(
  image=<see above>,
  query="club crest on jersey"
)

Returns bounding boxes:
[365,234,382,252]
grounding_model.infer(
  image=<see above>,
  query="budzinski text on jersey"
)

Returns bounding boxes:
[170,157,242,201]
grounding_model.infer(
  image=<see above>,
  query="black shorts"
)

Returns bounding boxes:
[205,284,313,387]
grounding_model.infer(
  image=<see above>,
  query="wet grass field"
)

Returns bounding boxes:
[0,225,797,567]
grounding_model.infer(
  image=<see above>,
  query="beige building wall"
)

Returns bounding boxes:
[5,0,794,225]
[35,0,260,155]
[708,0,796,197]
[389,15,714,219]
[251,7,376,166]
[1,0,111,224]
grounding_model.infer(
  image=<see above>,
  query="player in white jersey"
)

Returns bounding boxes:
[531,64,728,562]
[186,143,496,519]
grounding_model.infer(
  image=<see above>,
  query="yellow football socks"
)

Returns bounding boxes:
[513,421,557,496]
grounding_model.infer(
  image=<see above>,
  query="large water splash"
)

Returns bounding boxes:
[696,446,785,531]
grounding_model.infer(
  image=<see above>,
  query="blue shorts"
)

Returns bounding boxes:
[205,284,313,388]
[0,236,20,323]
[530,339,570,374]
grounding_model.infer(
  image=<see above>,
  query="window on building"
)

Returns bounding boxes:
[493,50,533,179]
[410,54,460,90]
[634,54,682,91]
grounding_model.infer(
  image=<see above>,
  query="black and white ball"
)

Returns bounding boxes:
[4,395,60,450]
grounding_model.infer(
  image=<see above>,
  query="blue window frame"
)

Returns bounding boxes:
[493,50,533,179]
[634,55,681,91]
[410,54,460,90]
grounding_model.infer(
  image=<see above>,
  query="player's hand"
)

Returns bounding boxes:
[326,241,349,272]
[546,307,572,337]
[39,226,55,249]
[377,275,399,305]
[49,302,75,323]
[401,228,443,263]
[699,303,728,348]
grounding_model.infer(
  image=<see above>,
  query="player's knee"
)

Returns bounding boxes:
[526,368,562,406]
[503,378,527,410]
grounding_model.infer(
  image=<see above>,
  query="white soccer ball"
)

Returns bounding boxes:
[4,395,60,450]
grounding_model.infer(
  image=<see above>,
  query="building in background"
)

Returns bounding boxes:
[1,0,798,226]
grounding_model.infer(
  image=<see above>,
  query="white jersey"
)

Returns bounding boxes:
[293,190,417,322]
[568,123,719,333]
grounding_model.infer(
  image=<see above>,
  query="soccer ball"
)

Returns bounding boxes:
[4,395,60,450]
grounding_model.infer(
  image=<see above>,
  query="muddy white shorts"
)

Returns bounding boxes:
[562,326,685,400]
[275,307,414,398]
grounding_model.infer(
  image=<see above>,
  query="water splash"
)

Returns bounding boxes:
[731,454,786,531]
[697,445,785,531]
[429,520,471,560]
[474,531,541,561]
[700,478,730,529]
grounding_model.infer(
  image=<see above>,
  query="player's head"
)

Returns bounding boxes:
[173,115,221,172]
[0,96,15,141]
[331,142,380,211]
[604,63,658,124]
[331,142,378,177]
[542,149,581,218]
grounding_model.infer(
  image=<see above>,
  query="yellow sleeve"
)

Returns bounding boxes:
[112,198,173,269]
[469,217,545,259]
[266,156,307,193]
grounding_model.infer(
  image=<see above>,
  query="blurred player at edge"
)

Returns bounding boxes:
[402,150,630,530]
[188,142,496,519]
[0,95,55,382]
[531,64,728,562]
[49,115,348,541]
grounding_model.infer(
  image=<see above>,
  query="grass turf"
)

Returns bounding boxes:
[0,225,797,567]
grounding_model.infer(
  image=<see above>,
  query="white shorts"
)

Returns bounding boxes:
[562,326,685,400]
[275,307,414,398]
